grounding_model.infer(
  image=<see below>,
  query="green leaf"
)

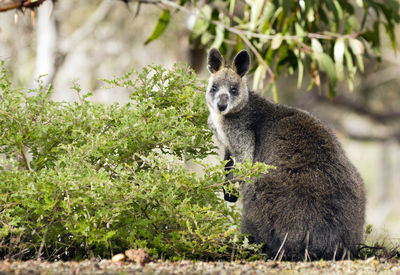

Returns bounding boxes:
[271,33,283,50]
[260,2,276,31]
[294,49,304,88]
[333,0,343,20]
[281,0,292,17]
[297,59,304,88]
[344,45,356,91]
[250,0,265,30]
[211,16,229,49]
[252,65,266,91]
[314,52,336,98]
[348,38,364,72]
[311,38,323,54]
[306,5,314,22]
[334,38,345,81]
[210,24,224,49]
[192,6,212,37]
[272,82,279,103]
[384,23,397,52]
[295,22,305,38]
[229,0,236,15]
[145,9,171,45]
[201,32,212,45]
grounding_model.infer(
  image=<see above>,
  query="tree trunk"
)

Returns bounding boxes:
[32,0,57,87]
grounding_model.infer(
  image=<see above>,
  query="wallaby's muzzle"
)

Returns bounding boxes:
[217,94,229,112]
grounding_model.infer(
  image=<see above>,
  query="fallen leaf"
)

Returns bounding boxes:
[125,249,151,265]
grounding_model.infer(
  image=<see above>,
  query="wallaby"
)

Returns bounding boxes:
[206,48,366,260]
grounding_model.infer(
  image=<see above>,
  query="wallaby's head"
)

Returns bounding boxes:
[206,48,250,115]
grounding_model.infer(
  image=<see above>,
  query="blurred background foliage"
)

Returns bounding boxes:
[0,0,399,244]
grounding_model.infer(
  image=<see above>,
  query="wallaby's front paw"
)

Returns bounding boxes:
[223,180,239,202]
[223,189,239,202]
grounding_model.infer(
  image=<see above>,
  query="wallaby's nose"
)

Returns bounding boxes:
[218,103,227,112]
[217,94,229,112]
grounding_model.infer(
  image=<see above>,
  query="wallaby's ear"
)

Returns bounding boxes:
[207,48,225,73]
[232,50,250,77]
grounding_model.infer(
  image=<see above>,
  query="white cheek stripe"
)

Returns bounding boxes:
[209,108,230,148]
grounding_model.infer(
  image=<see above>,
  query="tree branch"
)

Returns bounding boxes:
[0,0,46,12]
[0,0,21,11]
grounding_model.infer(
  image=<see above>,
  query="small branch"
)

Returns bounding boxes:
[0,0,21,12]
[203,171,254,189]
[236,30,364,42]
[0,0,46,12]
[273,232,288,261]
[36,224,50,259]
[216,21,275,81]
[21,145,33,172]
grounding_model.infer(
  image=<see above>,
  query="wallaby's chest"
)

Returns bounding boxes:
[208,110,250,151]
[208,110,230,148]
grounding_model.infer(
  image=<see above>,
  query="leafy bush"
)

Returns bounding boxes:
[0,63,271,260]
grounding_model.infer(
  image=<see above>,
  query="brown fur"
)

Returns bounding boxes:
[206,48,366,260]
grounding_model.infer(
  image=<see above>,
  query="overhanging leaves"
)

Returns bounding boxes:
[145,9,171,45]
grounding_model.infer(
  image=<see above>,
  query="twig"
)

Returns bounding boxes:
[21,145,33,172]
[333,245,338,261]
[277,249,285,262]
[304,231,310,261]
[340,247,348,261]
[36,225,49,259]
[237,29,364,41]
[0,0,21,12]
[273,232,288,261]
[217,22,275,81]
[203,172,252,189]
[11,248,30,259]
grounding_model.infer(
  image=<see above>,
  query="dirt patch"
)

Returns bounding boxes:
[0,258,399,274]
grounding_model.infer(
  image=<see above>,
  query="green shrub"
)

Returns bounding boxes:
[0,63,271,260]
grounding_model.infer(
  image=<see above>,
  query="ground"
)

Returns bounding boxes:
[1,258,400,275]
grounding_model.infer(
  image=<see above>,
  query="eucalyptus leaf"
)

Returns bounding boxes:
[250,0,265,30]
[311,39,323,54]
[334,38,345,81]
[145,9,171,45]
[349,38,365,72]
[210,23,224,49]
[271,33,283,50]
[192,5,212,37]
[253,65,265,91]
[344,45,356,91]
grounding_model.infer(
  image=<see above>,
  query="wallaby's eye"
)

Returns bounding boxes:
[230,87,238,95]
[211,85,218,93]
